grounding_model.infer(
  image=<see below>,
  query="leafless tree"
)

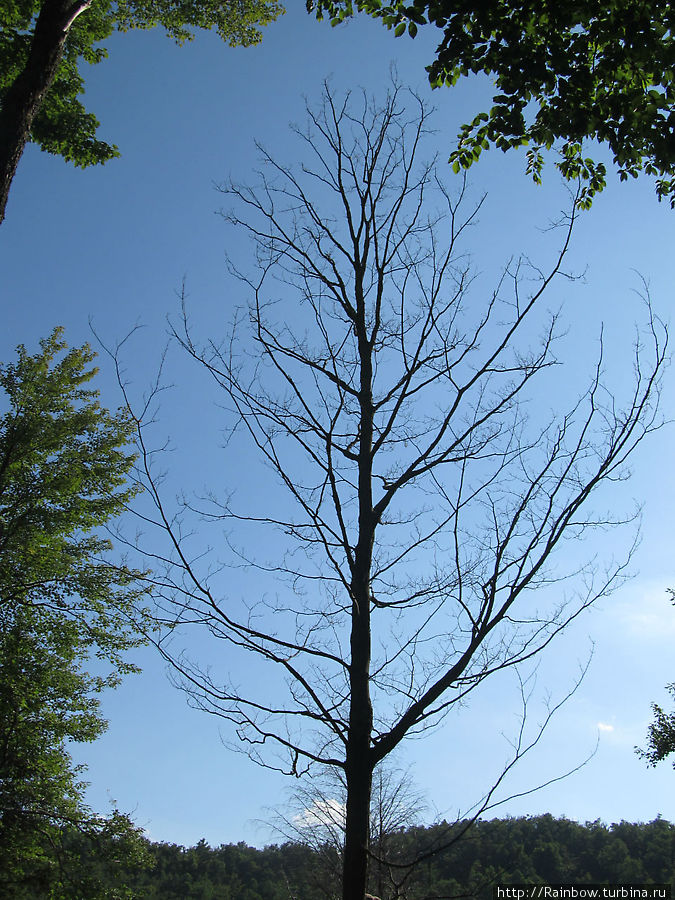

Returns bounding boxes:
[117,81,666,900]
[270,763,426,899]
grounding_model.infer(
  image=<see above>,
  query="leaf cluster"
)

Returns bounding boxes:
[0,329,151,896]
[639,686,675,766]
[310,0,675,206]
[638,592,675,767]
[0,0,284,166]
[0,327,147,673]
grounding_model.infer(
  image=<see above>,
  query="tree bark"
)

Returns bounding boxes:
[343,556,374,900]
[0,0,91,225]
[343,731,373,900]
[343,296,376,900]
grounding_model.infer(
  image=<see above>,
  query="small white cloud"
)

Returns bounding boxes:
[293,798,346,830]
[597,722,615,732]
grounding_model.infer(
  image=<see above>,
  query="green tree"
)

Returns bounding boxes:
[0,328,150,897]
[310,0,675,208]
[637,590,675,768]
[0,0,283,225]
[639,692,675,765]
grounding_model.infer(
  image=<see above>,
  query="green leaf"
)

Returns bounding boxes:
[0,0,284,175]
[313,0,675,204]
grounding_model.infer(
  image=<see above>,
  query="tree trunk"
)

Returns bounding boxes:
[343,291,376,900]
[343,566,374,900]
[343,732,373,900]
[343,501,375,900]
[0,0,90,225]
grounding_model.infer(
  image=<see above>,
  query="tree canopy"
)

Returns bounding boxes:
[638,591,675,769]
[0,329,150,896]
[639,683,675,766]
[0,327,146,658]
[0,0,283,222]
[310,0,675,207]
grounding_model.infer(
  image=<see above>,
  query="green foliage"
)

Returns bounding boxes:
[310,0,675,206]
[0,327,146,669]
[0,0,284,167]
[130,839,324,899]
[637,590,675,768]
[0,329,151,897]
[112,815,675,898]
[639,692,675,765]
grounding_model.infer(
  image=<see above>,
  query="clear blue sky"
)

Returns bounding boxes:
[2,4,675,850]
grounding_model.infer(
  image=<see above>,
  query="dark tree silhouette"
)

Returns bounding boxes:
[118,82,665,900]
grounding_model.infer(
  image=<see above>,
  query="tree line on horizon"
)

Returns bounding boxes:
[35,814,675,900]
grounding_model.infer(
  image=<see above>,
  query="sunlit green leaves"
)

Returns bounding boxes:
[0,330,151,894]
[0,328,148,668]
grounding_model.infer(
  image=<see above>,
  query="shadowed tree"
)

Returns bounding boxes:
[0,0,283,224]
[119,83,666,900]
[310,0,675,208]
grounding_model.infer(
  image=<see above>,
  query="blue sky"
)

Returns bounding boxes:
[2,4,675,849]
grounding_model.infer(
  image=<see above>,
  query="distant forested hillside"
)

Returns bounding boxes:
[104,814,675,899]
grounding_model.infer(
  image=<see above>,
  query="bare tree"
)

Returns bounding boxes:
[267,668,595,899]
[118,81,666,900]
[271,763,426,899]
